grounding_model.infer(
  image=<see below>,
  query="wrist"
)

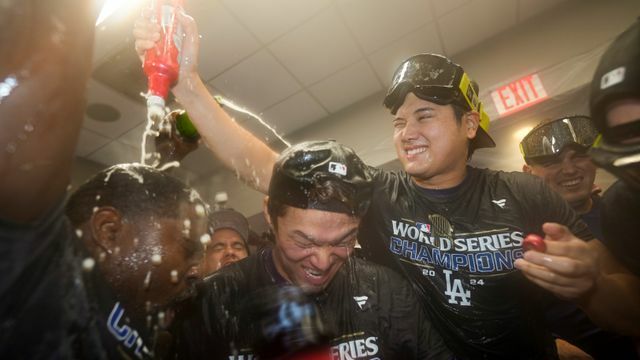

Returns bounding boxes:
[173,71,202,98]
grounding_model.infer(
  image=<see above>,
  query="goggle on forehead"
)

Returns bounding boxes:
[519,116,601,163]
[384,54,490,128]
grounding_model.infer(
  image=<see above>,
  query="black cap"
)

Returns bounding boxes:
[590,18,640,136]
[268,140,373,216]
[210,208,249,245]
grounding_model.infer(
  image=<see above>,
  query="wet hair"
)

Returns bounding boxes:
[267,177,358,231]
[66,164,205,227]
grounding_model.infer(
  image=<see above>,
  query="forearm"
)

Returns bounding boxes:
[0,0,95,223]
[172,74,277,193]
[579,272,640,337]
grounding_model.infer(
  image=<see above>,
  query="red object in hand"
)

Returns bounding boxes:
[143,0,183,99]
[523,234,546,252]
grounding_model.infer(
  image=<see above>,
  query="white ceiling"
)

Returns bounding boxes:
[80,0,570,177]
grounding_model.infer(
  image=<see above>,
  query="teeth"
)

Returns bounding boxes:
[561,178,581,186]
[305,268,323,278]
[407,147,426,156]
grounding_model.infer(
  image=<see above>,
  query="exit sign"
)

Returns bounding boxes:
[490,73,548,116]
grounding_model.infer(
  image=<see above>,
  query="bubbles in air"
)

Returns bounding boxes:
[82,257,96,272]
[170,270,179,284]
[5,142,16,154]
[92,206,99,213]
[75,229,83,238]
[143,270,152,290]
[151,254,162,266]
[200,233,211,246]
[195,203,206,217]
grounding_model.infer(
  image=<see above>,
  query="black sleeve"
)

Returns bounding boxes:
[511,172,593,241]
[0,199,77,358]
[601,181,640,276]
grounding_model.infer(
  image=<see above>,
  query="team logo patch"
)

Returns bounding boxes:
[328,161,347,176]
[416,222,431,233]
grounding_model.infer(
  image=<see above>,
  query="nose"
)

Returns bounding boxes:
[401,119,420,142]
[222,246,238,259]
[560,155,578,174]
[309,247,334,272]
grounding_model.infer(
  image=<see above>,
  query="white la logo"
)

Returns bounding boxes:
[443,270,471,306]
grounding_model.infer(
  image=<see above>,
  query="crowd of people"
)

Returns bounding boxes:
[1,1,639,359]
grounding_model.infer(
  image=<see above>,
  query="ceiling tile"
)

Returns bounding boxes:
[430,0,471,16]
[221,0,332,43]
[250,91,328,141]
[210,50,302,111]
[518,0,570,23]
[76,129,112,157]
[269,8,363,86]
[188,0,262,82]
[438,0,517,55]
[336,0,434,54]
[309,60,382,113]
[368,21,443,86]
[118,121,147,149]
[88,140,141,166]
[83,79,147,139]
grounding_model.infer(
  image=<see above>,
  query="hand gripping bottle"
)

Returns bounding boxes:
[144,0,183,119]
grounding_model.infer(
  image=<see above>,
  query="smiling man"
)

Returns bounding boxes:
[174,141,451,360]
[201,209,250,276]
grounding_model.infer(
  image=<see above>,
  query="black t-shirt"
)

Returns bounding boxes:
[359,167,593,360]
[0,200,80,358]
[174,248,452,360]
[601,180,640,276]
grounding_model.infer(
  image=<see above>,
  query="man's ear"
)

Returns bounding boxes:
[90,206,123,255]
[465,111,480,140]
[522,164,532,173]
[262,196,273,229]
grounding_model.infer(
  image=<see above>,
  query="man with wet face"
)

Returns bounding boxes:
[520,117,638,358]
[174,141,451,360]
[65,164,208,358]
[133,13,638,358]
[202,208,250,276]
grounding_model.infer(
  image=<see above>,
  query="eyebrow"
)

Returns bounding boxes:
[292,228,358,246]
[394,106,435,121]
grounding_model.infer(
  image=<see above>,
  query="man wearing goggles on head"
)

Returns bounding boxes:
[521,116,638,359]
[587,18,640,332]
[134,12,640,357]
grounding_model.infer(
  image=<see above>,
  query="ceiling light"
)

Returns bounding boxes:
[96,0,142,26]
[513,126,533,142]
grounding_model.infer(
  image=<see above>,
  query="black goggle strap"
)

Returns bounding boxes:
[604,119,640,143]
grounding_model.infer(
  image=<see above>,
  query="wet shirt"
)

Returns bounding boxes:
[601,180,640,276]
[359,167,593,360]
[174,248,452,360]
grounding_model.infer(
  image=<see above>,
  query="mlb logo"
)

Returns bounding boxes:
[417,222,431,233]
[328,161,347,176]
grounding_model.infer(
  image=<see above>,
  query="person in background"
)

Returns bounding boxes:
[589,17,640,337]
[521,116,638,359]
[174,140,452,360]
[202,208,250,276]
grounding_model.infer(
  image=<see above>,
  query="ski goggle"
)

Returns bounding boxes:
[384,54,480,113]
[520,116,600,163]
[590,138,640,191]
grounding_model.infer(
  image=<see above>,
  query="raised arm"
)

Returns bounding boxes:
[0,0,96,223]
[134,10,276,193]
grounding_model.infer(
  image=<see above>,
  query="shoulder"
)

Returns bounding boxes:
[351,257,413,291]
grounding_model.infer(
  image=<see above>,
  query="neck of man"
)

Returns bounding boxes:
[571,195,593,215]
[411,162,468,190]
